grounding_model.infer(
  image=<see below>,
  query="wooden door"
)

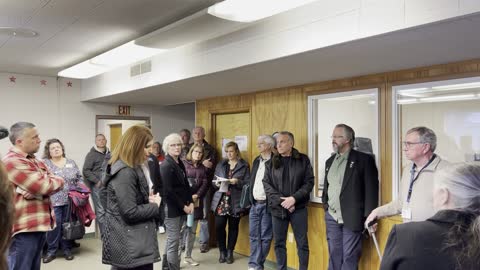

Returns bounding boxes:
[212,111,251,255]
[110,124,122,152]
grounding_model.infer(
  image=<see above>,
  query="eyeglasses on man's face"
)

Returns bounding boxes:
[402,141,426,148]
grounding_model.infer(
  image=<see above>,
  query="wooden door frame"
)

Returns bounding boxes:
[209,107,252,164]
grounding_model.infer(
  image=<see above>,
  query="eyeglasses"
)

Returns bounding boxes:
[330,135,344,139]
[170,143,182,148]
[402,141,426,148]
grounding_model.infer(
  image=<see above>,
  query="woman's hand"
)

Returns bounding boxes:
[183,203,194,214]
[192,194,199,201]
[149,194,161,206]
[229,178,239,185]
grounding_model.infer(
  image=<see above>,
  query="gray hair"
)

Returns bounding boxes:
[9,122,35,145]
[179,128,191,136]
[162,133,182,154]
[434,162,480,268]
[193,126,205,135]
[278,131,294,145]
[407,126,437,152]
[258,134,275,149]
[335,124,355,145]
[434,163,480,210]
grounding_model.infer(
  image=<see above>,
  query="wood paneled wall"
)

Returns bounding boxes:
[195,58,480,270]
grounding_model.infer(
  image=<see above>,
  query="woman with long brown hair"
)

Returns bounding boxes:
[102,125,161,270]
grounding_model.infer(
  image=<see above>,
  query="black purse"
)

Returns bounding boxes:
[239,183,251,209]
[62,197,85,240]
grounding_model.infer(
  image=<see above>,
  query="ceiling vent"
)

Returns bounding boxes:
[130,60,152,77]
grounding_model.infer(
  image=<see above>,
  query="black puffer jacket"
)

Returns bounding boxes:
[263,148,314,219]
[102,160,160,268]
[211,158,250,215]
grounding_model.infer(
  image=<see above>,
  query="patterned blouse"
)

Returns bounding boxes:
[216,168,240,217]
[44,158,83,207]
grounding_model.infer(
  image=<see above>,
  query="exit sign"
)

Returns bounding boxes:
[118,105,131,115]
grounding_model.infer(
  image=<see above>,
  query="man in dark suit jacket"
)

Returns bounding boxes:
[322,124,379,270]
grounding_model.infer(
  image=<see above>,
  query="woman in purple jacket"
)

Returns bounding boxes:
[180,143,209,266]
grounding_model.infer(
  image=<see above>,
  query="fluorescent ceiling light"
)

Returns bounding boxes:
[59,41,164,79]
[397,98,418,104]
[419,94,477,102]
[208,0,318,22]
[326,94,375,101]
[432,82,480,91]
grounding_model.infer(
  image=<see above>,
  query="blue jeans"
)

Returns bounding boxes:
[325,212,362,270]
[46,205,72,255]
[248,202,273,270]
[8,232,46,270]
[272,207,309,270]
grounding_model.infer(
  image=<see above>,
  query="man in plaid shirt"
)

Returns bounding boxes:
[3,122,64,270]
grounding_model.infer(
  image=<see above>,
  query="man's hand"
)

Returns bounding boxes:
[229,178,239,185]
[202,159,213,169]
[288,205,295,213]
[280,196,296,210]
[365,210,379,232]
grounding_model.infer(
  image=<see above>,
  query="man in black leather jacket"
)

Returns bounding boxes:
[263,131,314,270]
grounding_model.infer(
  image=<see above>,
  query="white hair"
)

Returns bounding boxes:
[434,162,480,210]
[162,133,182,154]
[258,135,275,149]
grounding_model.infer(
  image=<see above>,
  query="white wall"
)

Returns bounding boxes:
[0,72,195,162]
[0,72,195,233]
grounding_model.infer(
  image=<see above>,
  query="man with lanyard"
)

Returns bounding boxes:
[365,126,449,226]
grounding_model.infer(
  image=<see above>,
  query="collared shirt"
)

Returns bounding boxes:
[141,162,153,191]
[253,155,271,201]
[375,155,449,222]
[2,147,64,236]
[327,150,350,224]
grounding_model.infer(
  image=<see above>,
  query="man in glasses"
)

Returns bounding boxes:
[365,126,449,227]
[322,124,379,270]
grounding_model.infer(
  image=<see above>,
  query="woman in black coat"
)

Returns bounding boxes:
[102,125,161,270]
[380,163,480,270]
[159,133,194,270]
[211,141,250,264]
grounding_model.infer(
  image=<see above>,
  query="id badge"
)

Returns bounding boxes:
[401,207,412,220]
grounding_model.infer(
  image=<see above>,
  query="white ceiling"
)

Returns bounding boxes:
[2,1,480,106]
[89,13,480,105]
[0,0,220,75]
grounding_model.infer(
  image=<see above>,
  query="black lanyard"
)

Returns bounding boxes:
[406,154,436,203]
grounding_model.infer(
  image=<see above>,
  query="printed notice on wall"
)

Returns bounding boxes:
[234,135,248,152]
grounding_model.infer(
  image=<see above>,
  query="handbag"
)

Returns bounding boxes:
[62,197,85,240]
[239,183,251,209]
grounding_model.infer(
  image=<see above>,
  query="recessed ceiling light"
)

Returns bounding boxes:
[0,27,38,38]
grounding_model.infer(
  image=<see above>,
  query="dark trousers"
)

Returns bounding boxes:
[46,205,72,255]
[215,215,241,252]
[111,264,153,270]
[325,212,363,270]
[272,207,309,270]
[90,184,106,235]
[8,232,46,270]
[248,202,273,270]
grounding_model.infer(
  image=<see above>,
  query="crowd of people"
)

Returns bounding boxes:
[0,121,479,270]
